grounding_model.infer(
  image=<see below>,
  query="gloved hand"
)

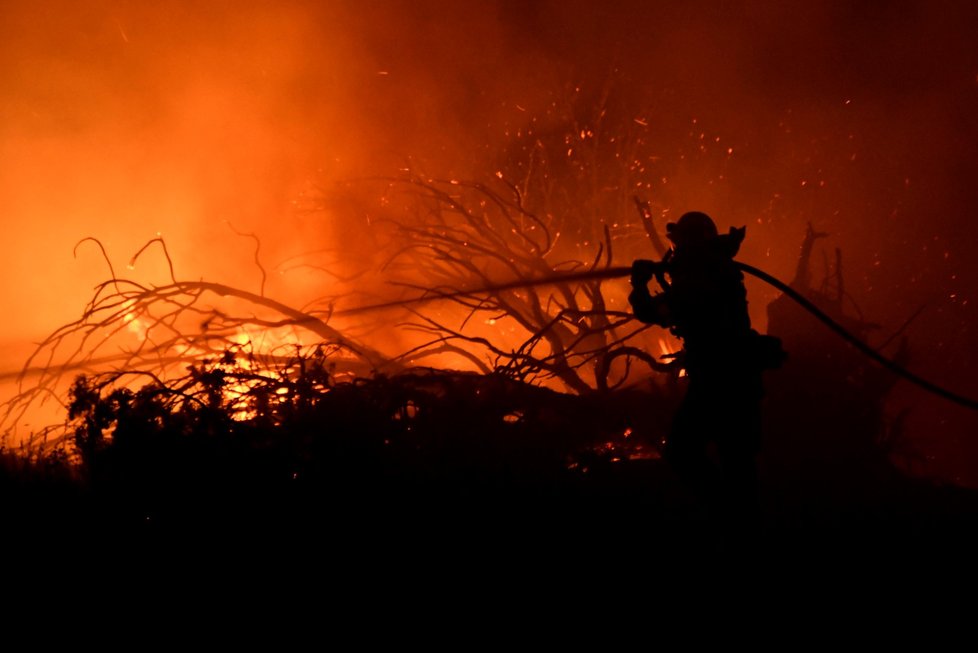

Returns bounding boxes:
[631,259,658,287]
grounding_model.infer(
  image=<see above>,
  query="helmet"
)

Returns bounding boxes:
[666,211,718,246]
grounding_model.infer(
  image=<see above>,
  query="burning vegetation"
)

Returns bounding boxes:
[3,162,975,561]
[2,2,978,565]
[2,167,681,451]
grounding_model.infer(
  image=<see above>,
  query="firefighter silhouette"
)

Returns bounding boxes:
[629,212,784,522]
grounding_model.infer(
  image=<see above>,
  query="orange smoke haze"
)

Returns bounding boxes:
[2,1,978,480]
[0,2,598,343]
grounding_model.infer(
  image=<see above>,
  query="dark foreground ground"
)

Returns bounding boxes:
[3,371,977,586]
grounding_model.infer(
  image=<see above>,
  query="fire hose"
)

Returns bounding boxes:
[335,262,978,411]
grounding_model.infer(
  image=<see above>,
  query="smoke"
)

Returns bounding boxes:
[2,1,977,480]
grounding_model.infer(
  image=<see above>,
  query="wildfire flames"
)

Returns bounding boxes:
[1,1,977,484]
